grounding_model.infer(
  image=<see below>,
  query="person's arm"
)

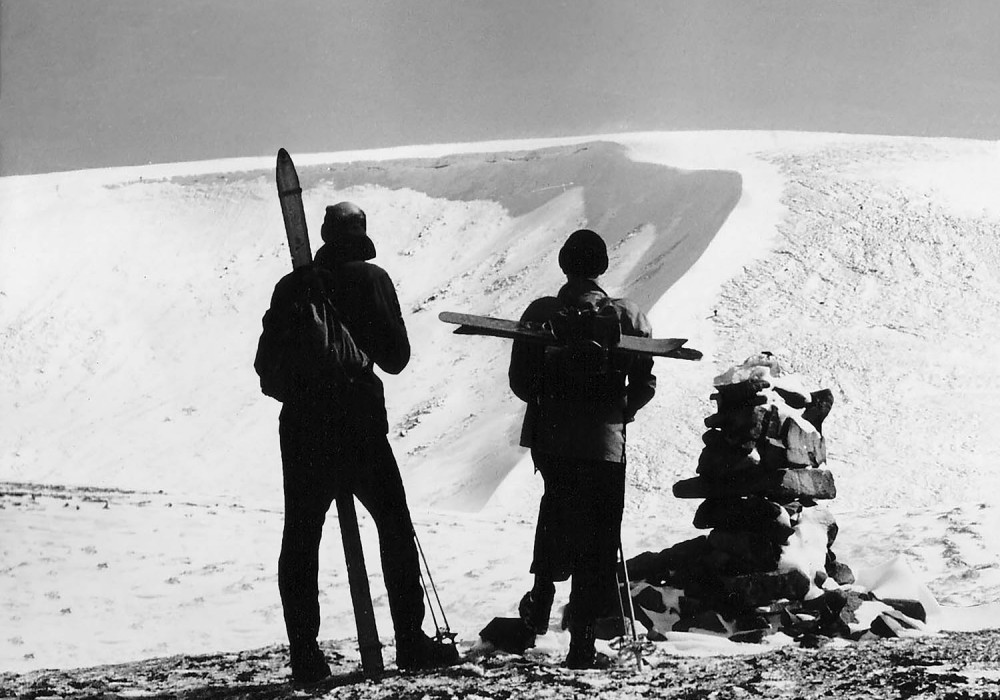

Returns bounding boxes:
[508,298,556,402]
[366,270,411,375]
[621,304,657,421]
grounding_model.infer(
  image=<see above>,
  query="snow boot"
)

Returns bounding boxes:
[518,578,556,634]
[395,632,461,672]
[565,623,611,670]
[289,641,332,685]
[480,616,537,654]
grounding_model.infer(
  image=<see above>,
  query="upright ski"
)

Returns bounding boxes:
[276,148,384,679]
[276,149,312,270]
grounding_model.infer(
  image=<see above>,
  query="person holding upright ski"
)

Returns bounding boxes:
[257,201,458,682]
[508,229,657,669]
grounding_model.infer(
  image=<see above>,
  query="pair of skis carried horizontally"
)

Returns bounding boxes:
[438,312,703,361]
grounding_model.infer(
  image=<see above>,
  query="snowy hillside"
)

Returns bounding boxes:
[0,138,741,511]
[3,131,1000,673]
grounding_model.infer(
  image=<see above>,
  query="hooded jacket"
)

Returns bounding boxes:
[508,278,656,463]
[275,242,410,438]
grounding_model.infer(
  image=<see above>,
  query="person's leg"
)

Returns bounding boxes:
[531,451,582,579]
[278,493,329,648]
[353,437,458,670]
[518,576,556,635]
[566,460,625,668]
[565,478,601,668]
[521,451,573,634]
[592,461,626,617]
[277,410,338,681]
[352,437,457,669]
[351,437,425,639]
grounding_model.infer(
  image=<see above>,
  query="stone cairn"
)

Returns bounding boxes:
[622,353,928,646]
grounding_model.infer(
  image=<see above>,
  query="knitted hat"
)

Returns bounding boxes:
[558,229,608,278]
[320,201,376,261]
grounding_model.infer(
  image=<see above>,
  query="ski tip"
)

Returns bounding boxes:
[668,347,704,361]
[277,147,291,162]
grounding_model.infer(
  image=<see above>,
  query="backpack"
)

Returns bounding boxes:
[541,301,626,402]
[254,265,370,403]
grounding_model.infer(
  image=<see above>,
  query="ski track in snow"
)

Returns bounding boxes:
[2,131,1000,673]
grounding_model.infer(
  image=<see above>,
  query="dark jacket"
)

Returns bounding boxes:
[508,278,656,463]
[274,243,409,437]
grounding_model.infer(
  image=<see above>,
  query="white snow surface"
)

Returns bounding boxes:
[3,130,1000,673]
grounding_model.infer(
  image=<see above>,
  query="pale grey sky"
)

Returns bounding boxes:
[1,0,998,175]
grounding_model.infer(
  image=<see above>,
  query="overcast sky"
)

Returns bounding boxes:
[1,0,998,175]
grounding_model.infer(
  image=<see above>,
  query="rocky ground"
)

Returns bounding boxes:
[3,630,999,699]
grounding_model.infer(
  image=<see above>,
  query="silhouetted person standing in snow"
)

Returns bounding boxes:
[258,202,458,682]
[508,229,656,669]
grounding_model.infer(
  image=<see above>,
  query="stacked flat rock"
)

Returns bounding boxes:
[559,353,933,648]
[623,354,886,644]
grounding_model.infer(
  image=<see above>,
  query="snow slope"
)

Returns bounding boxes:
[0,138,742,511]
[3,131,1000,673]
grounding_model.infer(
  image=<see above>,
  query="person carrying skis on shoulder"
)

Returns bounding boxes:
[508,228,657,669]
[256,201,459,682]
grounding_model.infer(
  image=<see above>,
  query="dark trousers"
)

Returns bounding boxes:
[530,451,625,628]
[277,409,424,649]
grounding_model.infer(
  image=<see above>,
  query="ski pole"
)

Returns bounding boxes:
[618,542,644,670]
[416,557,442,636]
[614,567,630,643]
[413,527,455,643]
